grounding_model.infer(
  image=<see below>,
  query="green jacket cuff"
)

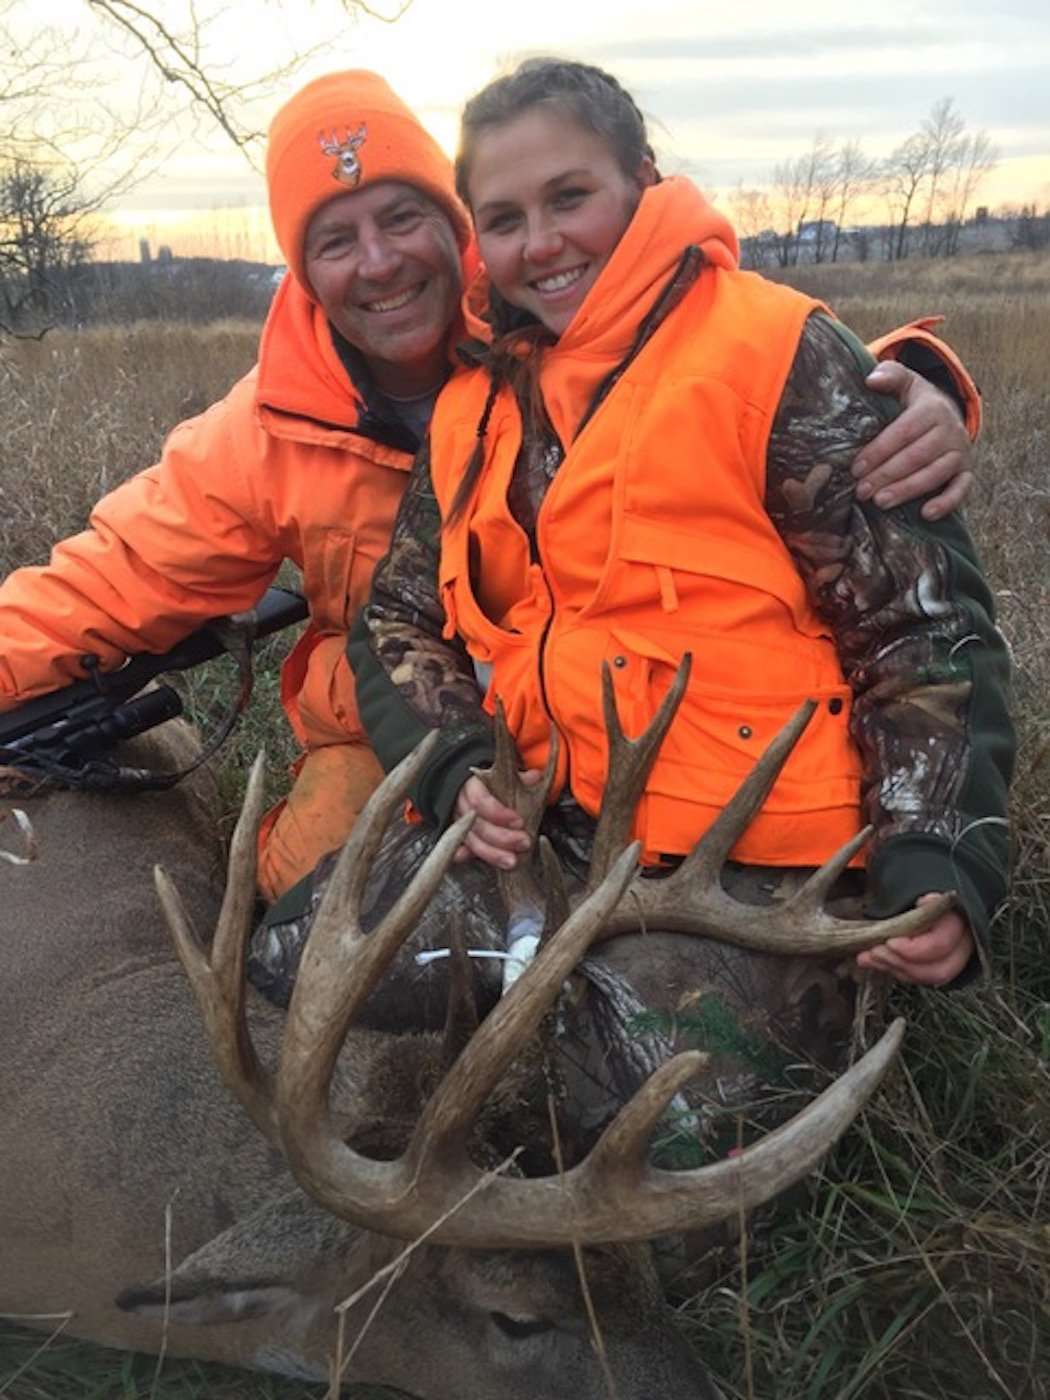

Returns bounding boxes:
[865,831,1008,986]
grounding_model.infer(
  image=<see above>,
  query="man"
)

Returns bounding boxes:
[0,70,979,903]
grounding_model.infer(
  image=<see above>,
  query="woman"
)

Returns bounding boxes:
[346,58,1011,997]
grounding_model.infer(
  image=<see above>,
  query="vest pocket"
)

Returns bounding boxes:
[610,513,830,644]
[603,627,860,814]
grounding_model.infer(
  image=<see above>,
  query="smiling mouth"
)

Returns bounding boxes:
[362,282,425,314]
[531,265,587,295]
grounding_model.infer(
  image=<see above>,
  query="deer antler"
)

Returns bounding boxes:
[157,751,276,1140]
[157,733,475,1147]
[583,658,954,955]
[163,723,908,1250]
[587,654,692,887]
[471,698,559,923]
[275,814,905,1246]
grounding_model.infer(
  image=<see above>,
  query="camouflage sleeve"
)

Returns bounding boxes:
[765,313,1013,943]
[347,436,495,828]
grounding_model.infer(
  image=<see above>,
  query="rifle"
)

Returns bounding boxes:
[0,586,309,793]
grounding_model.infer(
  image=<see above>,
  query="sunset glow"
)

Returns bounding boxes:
[24,0,1050,261]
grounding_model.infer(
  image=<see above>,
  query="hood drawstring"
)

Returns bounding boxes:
[448,370,502,525]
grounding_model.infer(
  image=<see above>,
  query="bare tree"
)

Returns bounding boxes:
[1009,202,1050,252]
[943,129,998,254]
[882,129,932,260]
[830,140,877,262]
[807,135,838,264]
[728,183,774,269]
[0,0,415,334]
[83,0,413,155]
[771,134,834,267]
[880,98,997,261]
[0,161,95,333]
[918,97,966,255]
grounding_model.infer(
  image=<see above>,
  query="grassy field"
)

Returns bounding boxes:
[1,250,1048,1398]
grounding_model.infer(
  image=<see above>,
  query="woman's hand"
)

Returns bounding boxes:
[452,770,543,868]
[855,894,974,986]
[854,361,974,521]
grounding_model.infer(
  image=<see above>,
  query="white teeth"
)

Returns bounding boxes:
[365,284,421,313]
[534,266,585,294]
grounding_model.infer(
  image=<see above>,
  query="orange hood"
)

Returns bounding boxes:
[461,177,739,445]
[256,274,363,431]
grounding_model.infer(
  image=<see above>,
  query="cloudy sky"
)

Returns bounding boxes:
[42,0,1046,257]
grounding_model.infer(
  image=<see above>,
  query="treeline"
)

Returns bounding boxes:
[729,97,1018,269]
[0,161,277,334]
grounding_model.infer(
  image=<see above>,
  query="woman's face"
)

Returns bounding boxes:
[466,106,653,336]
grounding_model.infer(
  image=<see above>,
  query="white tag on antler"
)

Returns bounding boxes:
[502,908,543,995]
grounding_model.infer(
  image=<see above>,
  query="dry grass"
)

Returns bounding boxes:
[0,320,260,573]
[2,251,1049,1397]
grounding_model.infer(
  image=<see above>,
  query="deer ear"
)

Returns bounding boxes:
[116,1188,361,1327]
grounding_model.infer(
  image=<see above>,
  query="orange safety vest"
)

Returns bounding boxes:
[429,235,864,867]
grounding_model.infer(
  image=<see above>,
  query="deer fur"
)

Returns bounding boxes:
[0,727,721,1398]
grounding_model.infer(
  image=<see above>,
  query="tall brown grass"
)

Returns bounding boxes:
[0,320,260,574]
[1,251,1048,1398]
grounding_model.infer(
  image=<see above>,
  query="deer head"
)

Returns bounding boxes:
[319,124,367,188]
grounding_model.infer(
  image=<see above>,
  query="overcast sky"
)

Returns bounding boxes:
[46,0,1045,253]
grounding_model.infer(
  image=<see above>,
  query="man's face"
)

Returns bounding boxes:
[304,181,462,396]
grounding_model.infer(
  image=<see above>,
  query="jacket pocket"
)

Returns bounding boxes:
[301,526,359,632]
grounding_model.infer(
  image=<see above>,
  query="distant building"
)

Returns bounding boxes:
[796,219,837,245]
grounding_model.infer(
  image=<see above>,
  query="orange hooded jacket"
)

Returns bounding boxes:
[427,179,866,867]
[0,276,420,753]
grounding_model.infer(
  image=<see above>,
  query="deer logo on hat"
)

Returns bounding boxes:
[319,124,368,187]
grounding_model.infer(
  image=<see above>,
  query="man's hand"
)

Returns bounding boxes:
[855,893,974,986]
[452,770,542,867]
[854,361,974,521]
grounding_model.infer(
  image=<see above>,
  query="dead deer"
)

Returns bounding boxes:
[0,665,942,1398]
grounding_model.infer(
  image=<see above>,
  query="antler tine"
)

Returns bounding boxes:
[278,778,475,1163]
[570,1018,906,1235]
[589,699,957,955]
[303,731,447,953]
[538,835,570,945]
[475,698,559,832]
[792,823,875,908]
[408,842,641,1170]
[588,654,692,889]
[480,696,521,803]
[157,750,277,1142]
[441,910,480,1069]
[585,1052,708,1183]
[474,699,560,918]
[682,698,819,884]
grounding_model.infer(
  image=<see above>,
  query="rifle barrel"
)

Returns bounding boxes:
[0,587,308,746]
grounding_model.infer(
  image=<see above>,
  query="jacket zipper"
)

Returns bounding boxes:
[532,246,704,800]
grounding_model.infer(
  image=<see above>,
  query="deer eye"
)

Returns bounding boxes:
[489,1311,554,1340]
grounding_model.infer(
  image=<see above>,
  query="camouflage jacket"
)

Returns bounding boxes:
[348,311,1013,951]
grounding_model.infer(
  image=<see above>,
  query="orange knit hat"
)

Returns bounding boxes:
[266,70,471,294]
